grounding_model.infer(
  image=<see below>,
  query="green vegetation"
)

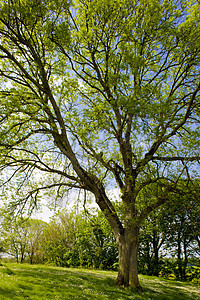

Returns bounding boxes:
[0,263,199,300]
[0,0,200,290]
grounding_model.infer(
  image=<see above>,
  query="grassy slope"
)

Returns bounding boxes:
[0,263,199,300]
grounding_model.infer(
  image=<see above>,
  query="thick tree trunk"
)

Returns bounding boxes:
[116,227,142,291]
[94,187,142,290]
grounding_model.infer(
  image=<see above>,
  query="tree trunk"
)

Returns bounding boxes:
[16,252,19,263]
[152,231,159,276]
[183,237,188,281]
[94,188,142,290]
[146,240,151,274]
[14,244,19,263]
[116,227,142,291]
[177,231,183,280]
[21,251,24,263]
[29,249,34,264]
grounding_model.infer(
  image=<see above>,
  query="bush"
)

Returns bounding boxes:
[186,266,200,284]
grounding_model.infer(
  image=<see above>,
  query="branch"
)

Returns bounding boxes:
[165,81,200,139]
[152,156,200,162]
[138,192,170,224]
[0,153,81,186]
[0,45,44,91]
[135,82,200,175]
[136,176,174,195]
[8,182,85,216]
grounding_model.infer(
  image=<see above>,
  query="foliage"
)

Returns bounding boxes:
[186,266,200,284]
[138,184,200,281]
[160,189,200,280]
[0,213,30,263]
[138,212,166,276]
[0,208,46,264]
[42,209,118,270]
[159,260,200,284]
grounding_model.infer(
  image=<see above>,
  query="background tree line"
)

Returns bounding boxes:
[0,207,118,271]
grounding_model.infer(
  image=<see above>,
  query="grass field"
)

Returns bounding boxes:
[0,263,199,299]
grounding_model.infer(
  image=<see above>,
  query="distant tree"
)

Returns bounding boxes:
[77,210,118,270]
[190,183,200,258]
[0,213,29,263]
[26,219,47,264]
[0,207,46,264]
[139,213,166,276]
[0,0,200,290]
[42,209,118,269]
[160,191,200,280]
[42,210,78,266]
[138,180,200,279]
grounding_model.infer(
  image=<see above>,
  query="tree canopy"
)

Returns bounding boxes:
[0,0,200,290]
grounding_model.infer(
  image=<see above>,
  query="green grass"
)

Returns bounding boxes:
[0,263,199,299]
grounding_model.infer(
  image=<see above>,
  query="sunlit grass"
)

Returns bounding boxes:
[0,263,199,299]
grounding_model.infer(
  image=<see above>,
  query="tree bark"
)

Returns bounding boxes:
[116,227,142,291]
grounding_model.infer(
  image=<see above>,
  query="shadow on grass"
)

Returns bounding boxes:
[140,276,200,300]
[0,264,199,300]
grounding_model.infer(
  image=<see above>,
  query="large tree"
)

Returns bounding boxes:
[0,0,200,290]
